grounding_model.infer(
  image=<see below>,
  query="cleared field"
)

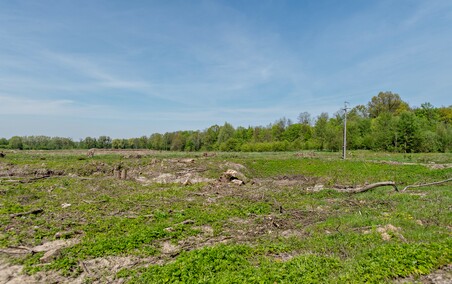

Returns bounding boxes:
[1,150,451,283]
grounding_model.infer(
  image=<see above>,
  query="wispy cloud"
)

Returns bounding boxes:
[0,94,76,116]
[1,0,451,138]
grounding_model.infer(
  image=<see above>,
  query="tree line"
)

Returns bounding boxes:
[2,92,451,153]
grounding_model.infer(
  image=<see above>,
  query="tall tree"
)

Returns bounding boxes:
[297,112,312,125]
[217,122,235,145]
[368,91,409,118]
[149,133,163,150]
[313,113,329,150]
[203,125,220,150]
[83,137,97,149]
[438,106,452,124]
[97,136,112,149]
[397,111,422,153]
[9,136,23,150]
[414,102,439,123]
[371,113,398,151]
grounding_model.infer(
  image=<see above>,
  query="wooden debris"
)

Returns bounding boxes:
[220,169,246,185]
[40,249,61,263]
[10,208,44,218]
[87,149,95,157]
[20,175,51,183]
[120,169,127,180]
[343,181,398,193]
[402,177,452,191]
[0,246,33,254]
[231,179,244,186]
[181,219,195,225]
[202,152,216,157]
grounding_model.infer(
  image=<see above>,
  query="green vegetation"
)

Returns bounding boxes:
[0,150,451,283]
[1,92,451,153]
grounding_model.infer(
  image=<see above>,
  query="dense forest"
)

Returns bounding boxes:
[2,92,451,153]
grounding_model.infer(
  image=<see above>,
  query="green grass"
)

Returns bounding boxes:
[0,150,451,282]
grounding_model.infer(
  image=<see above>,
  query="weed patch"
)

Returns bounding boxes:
[0,150,450,283]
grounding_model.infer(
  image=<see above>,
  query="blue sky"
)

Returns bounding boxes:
[1,0,451,139]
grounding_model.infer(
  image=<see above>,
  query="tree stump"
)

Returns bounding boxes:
[120,169,127,180]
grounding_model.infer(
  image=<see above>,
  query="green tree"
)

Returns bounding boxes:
[149,133,163,150]
[397,111,422,153]
[271,119,286,141]
[370,113,398,151]
[112,139,125,149]
[346,110,372,149]
[438,106,452,124]
[234,126,251,142]
[217,123,235,145]
[97,136,112,149]
[170,132,186,151]
[313,113,329,150]
[324,117,342,151]
[0,138,8,148]
[202,125,220,150]
[162,133,173,151]
[82,137,97,149]
[349,104,369,118]
[252,126,272,143]
[436,123,452,152]
[368,91,409,118]
[282,123,301,142]
[8,136,23,150]
[297,112,312,125]
[414,102,439,123]
[219,138,240,151]
[185,131,202,151]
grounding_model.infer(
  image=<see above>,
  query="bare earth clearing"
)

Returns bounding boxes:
[0,150,451,283]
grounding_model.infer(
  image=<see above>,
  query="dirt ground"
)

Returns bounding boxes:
[1,257,450,284]
[1,151,450,283]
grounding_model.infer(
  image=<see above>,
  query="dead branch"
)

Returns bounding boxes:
[176,168,208,175]
[1,175,93,184]
[402,177,452,191]
[0,246,34,255]
[337,181,398,193]
[10,208,44,218]
[0,177,41,184]
[19,175,51,183]
[334,177,451,193]
[0,179,21,183]
[79,261,90,274]
[82,199,107,204]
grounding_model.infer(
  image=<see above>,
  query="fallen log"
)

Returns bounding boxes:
[335,181,398,193]
[10,208,44,218]
[20,175,51,183]
[402,177,452,191]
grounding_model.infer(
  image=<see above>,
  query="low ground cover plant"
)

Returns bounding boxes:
[0,150,451,283]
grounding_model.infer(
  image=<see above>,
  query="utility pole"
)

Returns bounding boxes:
[342,101,350,160]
